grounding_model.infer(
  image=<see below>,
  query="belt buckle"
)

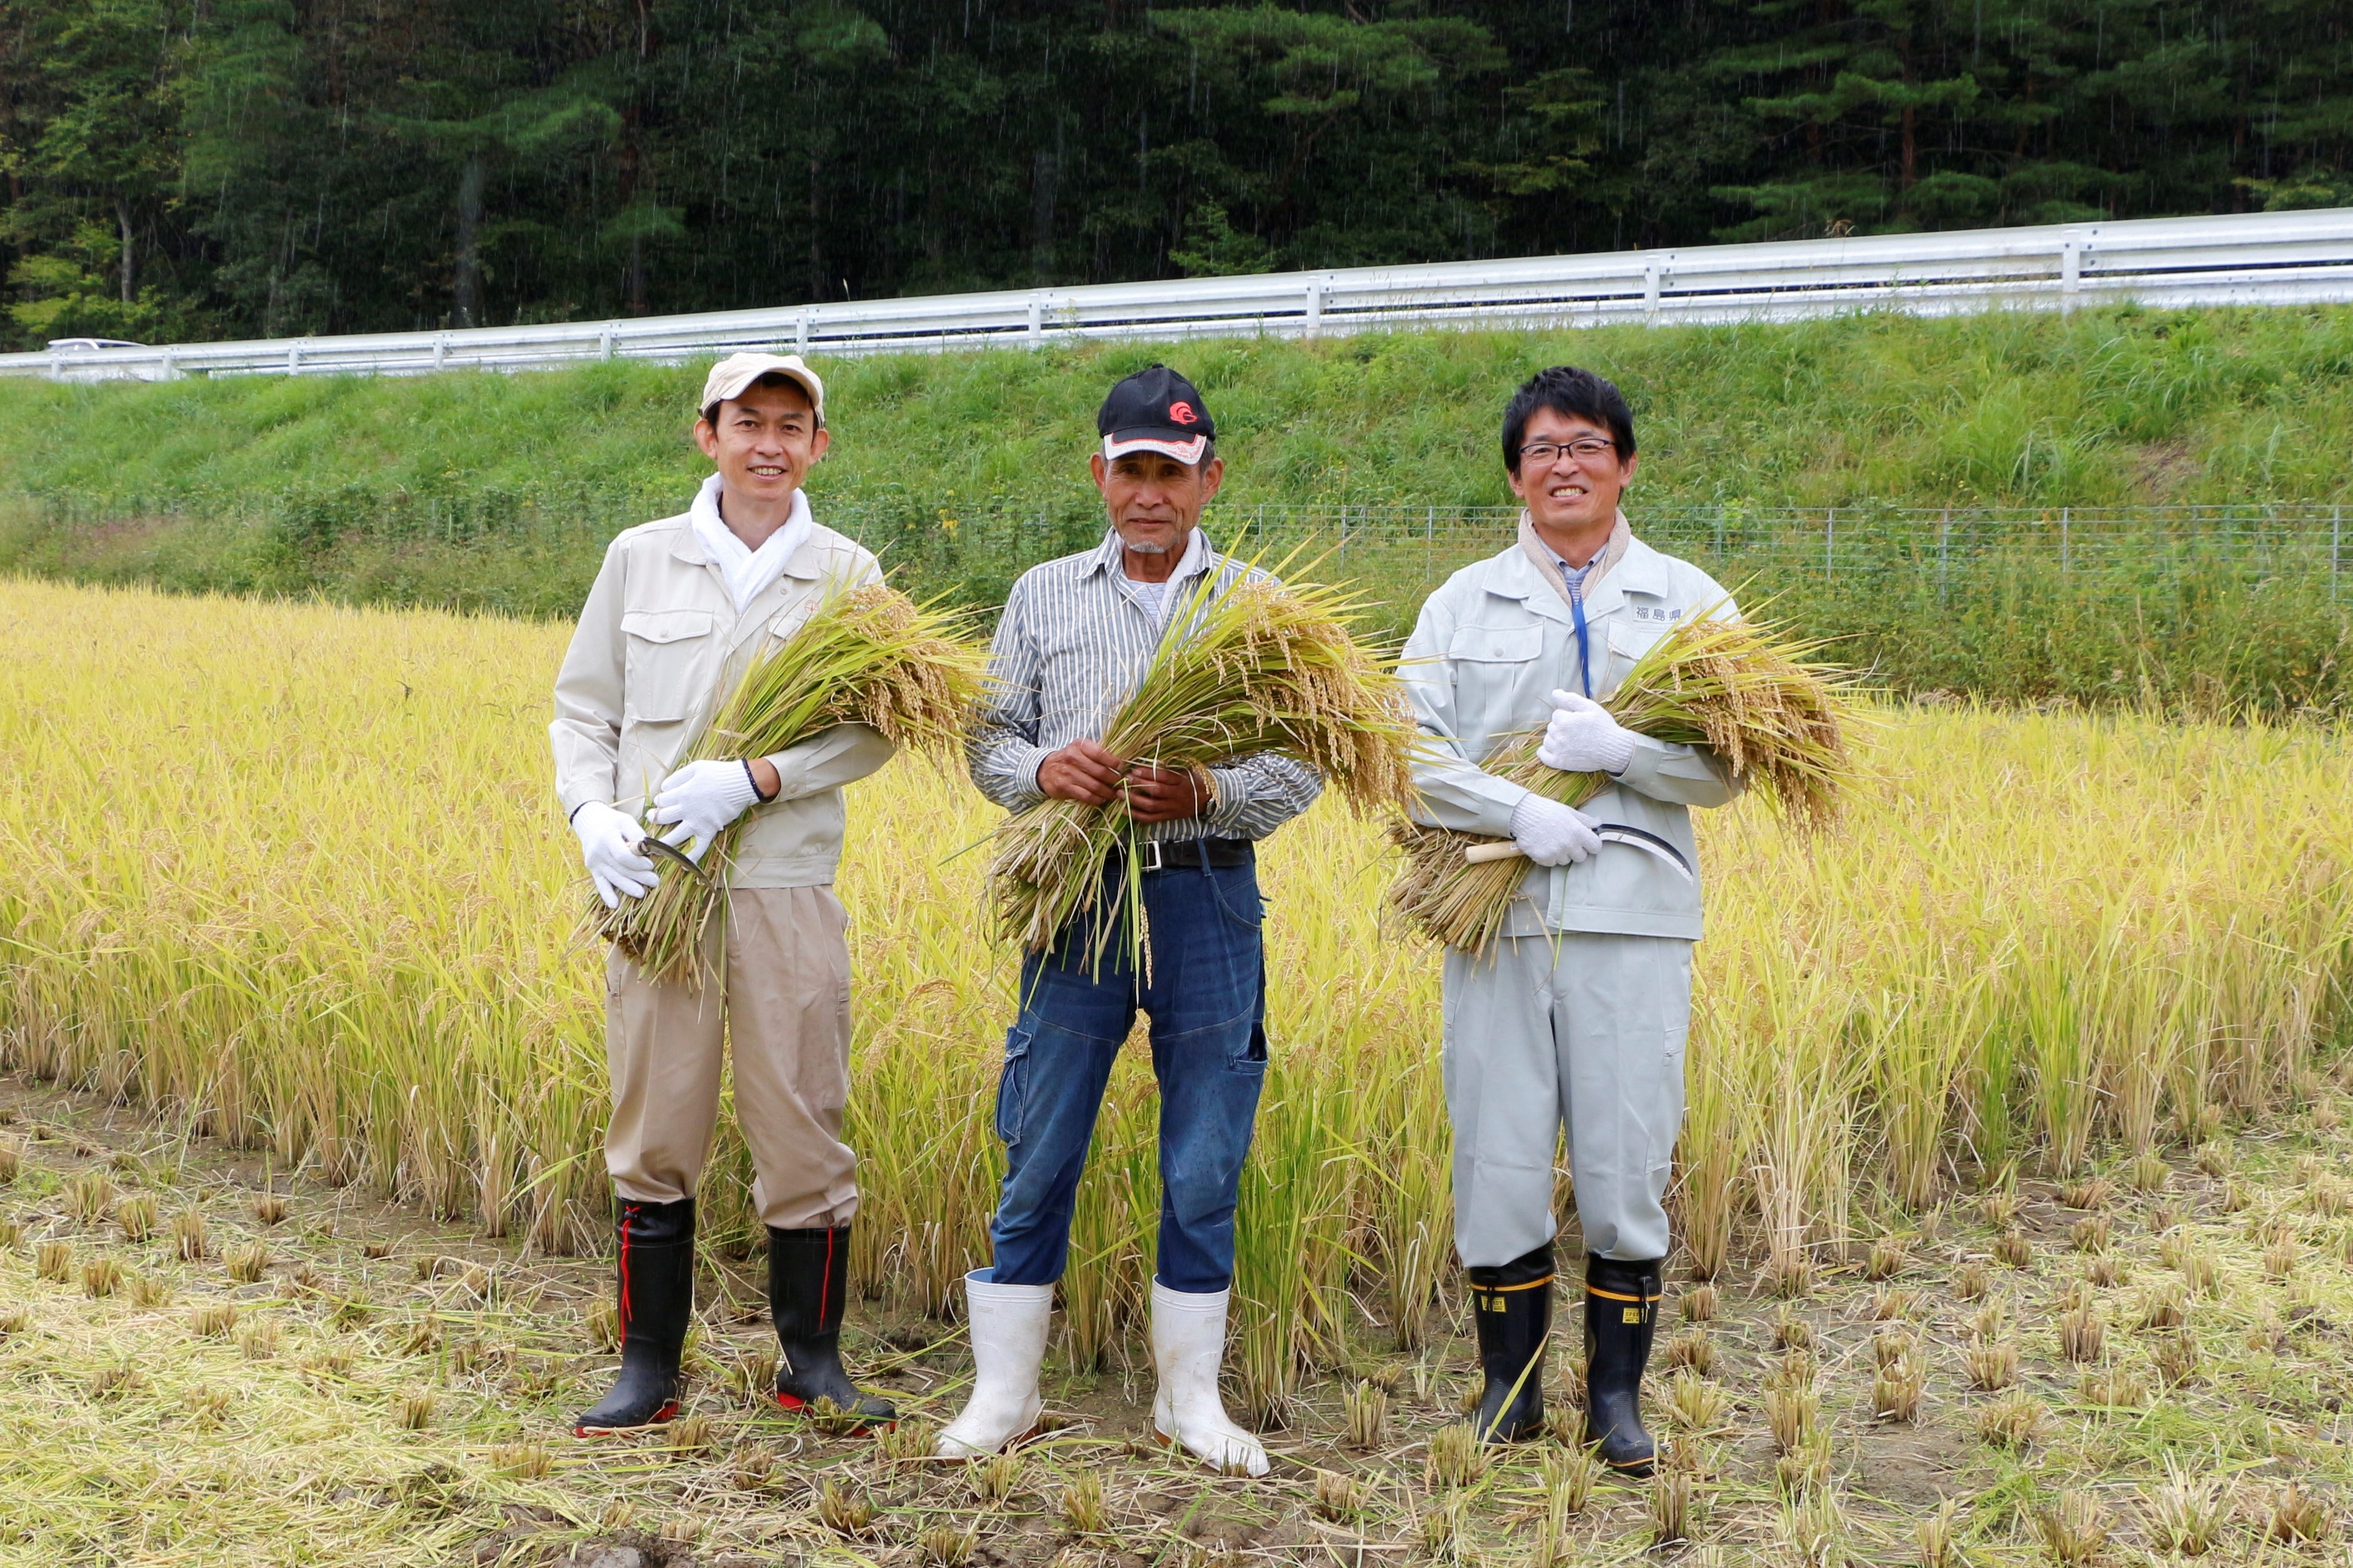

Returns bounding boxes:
[1138,840,1165,874]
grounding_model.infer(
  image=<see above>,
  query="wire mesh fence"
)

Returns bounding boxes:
[10,492,2353,712]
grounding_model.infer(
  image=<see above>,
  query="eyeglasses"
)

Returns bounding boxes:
[1518,437,1616,465]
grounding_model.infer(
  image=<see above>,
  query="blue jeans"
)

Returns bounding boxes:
[984,850,1269,1294]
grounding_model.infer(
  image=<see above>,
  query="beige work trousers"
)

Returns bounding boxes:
[604,886,859,1230]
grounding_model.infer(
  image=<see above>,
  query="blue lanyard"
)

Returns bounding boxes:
[1559,559,1595,698]
[1569,589,1592,699]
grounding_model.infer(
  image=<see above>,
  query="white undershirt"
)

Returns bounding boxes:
[689,473,813,614]
[1117,528,1205,627]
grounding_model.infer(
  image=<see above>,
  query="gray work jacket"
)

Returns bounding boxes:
[1400,531,1741,942]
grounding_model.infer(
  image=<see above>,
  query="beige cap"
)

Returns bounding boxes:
[699,352,825,425]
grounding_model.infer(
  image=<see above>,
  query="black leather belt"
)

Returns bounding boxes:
[1108,836,1255,873]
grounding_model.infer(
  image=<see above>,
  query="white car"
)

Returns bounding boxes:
[45,337,171,382]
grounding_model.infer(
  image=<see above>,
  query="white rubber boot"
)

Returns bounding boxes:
[1149,1279,1269,1477]
[935,1272,1052,1458]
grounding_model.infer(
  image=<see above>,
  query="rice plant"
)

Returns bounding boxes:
[915,1520,978,1568]
[2057,1304,2104,1365]
[2035,1490,2108,1566]
[1915,1499,1960,1568]
[1342,1380,1389,1450]
[1059,1470,1108,1536]
[1977,1390,2048,1449]
[1541,1447,1597,1517]
[969,1450,1024,1506]
[665,1413,715,1457]
[991,564,1415,962]
[599,582,986,982]
[35,1241,71,1282]
[114,1194,158,1243]
[2154,1329,2202,1387]
[817,1480,876,1537]
[2148,1459,2228,1556]
[1391,609,1859,953]
[1425,1423,1487,1489]
[1964,1339,2019,1391]
[172,1211,208,1262]
[8,579,2353,1384]
[1650,1469,1694,1547]
[2268,1480,2329,1544]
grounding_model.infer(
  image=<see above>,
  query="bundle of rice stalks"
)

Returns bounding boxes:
[1389,608,1859,953]
[594,582,985,982]
[986,566,1416,962]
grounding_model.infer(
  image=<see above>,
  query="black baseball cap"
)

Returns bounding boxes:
[1096,364,1216,465]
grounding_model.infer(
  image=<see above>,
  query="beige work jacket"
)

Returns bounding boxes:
[551,507,895,889]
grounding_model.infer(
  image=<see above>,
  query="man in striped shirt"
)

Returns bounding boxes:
[938,365,1320,1475]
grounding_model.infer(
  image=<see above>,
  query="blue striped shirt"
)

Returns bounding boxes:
[967,528,1324,842]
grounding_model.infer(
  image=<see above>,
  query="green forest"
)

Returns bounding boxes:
[2,0,2349,349]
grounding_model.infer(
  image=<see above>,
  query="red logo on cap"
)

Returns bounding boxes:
[1168,401,1199,426]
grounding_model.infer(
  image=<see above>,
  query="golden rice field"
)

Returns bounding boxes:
[5,578,2353,1564]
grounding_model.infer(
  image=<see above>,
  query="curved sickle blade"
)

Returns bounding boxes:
[637,836,713,881]
[1593,823,1695,883]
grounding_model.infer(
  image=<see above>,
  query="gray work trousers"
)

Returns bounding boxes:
[1441,931,1692,1266]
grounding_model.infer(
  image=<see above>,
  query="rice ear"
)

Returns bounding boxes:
[590,580,989,983]
[985,563,1418,965]
[1388,611,1862,953]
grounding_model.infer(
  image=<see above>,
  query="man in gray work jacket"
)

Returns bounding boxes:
[938,365,1322,1476]
[1400,366,1740,1473]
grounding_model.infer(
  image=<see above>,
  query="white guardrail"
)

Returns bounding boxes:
[8,208,2351,383]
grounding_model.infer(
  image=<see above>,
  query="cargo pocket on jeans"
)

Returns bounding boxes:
[994,1022,1036,1147]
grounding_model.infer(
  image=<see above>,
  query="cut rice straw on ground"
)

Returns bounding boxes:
[593,582,986,983]
[1389,608,1861,954]
[986,559,1417,963]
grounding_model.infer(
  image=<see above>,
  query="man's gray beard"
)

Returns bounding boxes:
[1122,537,1175,554]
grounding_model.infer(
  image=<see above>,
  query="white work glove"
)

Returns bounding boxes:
[572,802,658,909]
[1538,689,1637,775]
[1509,793,1602,868]
[649,759,765,862]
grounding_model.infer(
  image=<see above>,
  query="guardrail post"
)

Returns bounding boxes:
[1028,295,1044,349]
[1824,508,1835,579]
[2060,506,2071,574]
[2061,236,2082,314]
[288,341,304,375]
[1643,262,1661,323]
[159,348,176,381]
[1304,280,1324,337]
[796,314,811,353]
[1939,508,1952,604]
[432,335,448,370]
[599,324,616,361]
[2334,505,2342,603]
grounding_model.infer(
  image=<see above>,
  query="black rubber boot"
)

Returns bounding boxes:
[1582,1255,1663,1476]
[574,1197,695,1436]
[768,1226,895,1429]
[1467,1241,1553,1444]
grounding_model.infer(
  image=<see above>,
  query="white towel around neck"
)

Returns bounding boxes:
[689,473,814,614]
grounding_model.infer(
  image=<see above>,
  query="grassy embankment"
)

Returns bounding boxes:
[6,305,2353,710]
[4,579,2352,1560]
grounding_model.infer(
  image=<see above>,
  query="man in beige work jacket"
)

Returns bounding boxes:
[1401,366,1741,1474]
[551,352,896,1435]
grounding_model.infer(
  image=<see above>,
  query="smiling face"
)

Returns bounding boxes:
[1507,406,1638,553]
[1089,449,1225,562]
[694,378,829,510]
